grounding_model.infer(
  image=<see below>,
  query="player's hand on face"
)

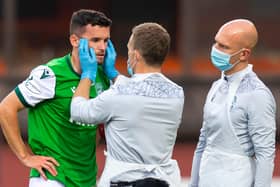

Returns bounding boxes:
[103,39,119,80]
[22,155,59,180]
[78,38,98,82]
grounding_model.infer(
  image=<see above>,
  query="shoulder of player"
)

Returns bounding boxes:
[29,65,55,80]
[45,55,70,71]
[27,55,69,81]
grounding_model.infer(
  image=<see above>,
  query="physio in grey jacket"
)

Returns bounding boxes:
[71,23,184,187]
[189,19,276,187]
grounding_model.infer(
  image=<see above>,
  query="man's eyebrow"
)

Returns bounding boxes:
[217,42,229,49]
[88,37,109,41]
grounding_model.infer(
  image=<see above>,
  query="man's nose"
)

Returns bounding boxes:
[98,41,106,51]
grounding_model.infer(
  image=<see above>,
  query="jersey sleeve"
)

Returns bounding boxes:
[15,65,56,107]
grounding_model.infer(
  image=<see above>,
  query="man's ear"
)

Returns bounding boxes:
[240,48,251,61]
[70,34,79,48]
[134,50,142,62]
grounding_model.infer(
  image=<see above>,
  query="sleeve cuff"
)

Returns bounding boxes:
[14,86,32,107]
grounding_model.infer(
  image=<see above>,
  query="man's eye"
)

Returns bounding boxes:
[219,44,228,49]
[90,38,99,42]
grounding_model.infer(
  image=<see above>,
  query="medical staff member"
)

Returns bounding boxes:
[71,22,184,187]
[189,19,276,187]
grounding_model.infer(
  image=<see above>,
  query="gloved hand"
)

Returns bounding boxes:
[79,38,97,82]
[103,40,119,80]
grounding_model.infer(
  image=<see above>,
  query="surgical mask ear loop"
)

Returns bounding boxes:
[229,48,244,69]
[127,57,137,76]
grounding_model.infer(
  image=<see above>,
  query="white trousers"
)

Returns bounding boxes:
[29,177,65,187]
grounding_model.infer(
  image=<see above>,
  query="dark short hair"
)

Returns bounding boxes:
[131,22,170,66]
[70,9,112,35]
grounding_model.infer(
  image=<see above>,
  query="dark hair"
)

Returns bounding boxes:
[70,9,112,35]
[131,22,170,66]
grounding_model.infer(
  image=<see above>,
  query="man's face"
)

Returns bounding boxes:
[214,28,243,64]
[78,24,110,64]
[214,29,239,53]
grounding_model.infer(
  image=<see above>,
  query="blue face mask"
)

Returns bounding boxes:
[127,59,134,76]
[211,46,242,71]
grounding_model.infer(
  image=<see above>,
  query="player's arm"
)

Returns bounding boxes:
[0,65,59,180]
[0,91,59,180]
[0,91,29,162]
